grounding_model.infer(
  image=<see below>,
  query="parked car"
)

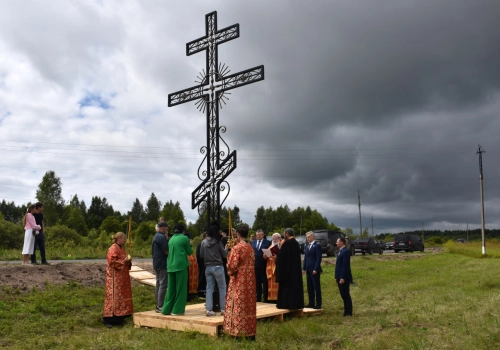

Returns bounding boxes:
[393,233,424,253]
[352,238,383,255]
[456,238,467,243]
[295,235,306,253]
[375,240,385,251]
[384,241,394,250]
[312,230,354,256]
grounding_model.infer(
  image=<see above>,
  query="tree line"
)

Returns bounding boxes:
[0,170,343,250]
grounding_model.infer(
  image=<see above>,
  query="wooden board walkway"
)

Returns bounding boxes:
[134,303,322,336]
[129,264,156,287]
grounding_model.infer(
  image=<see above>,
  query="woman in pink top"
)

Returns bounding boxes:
[22,204,41,265]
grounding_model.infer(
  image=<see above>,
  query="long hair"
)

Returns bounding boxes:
[22,204,36,227]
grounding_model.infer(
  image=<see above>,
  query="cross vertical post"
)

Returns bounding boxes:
[168,11,265,230]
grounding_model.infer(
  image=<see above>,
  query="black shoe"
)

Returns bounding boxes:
[155,307,162,313]
[104,323,113,328]
[305,304,314,308]
[31,261,39,265]
[313,306,322,309]
[41,261,50,265]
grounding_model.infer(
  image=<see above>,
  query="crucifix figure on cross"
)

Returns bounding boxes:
[168,11,265,229]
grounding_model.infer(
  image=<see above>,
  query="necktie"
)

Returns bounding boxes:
[257,240,261,250]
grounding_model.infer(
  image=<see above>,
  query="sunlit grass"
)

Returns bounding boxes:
[444,239,500,258]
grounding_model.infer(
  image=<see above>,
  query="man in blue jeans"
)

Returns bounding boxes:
[152,221,169,313]
[200,224,228,316]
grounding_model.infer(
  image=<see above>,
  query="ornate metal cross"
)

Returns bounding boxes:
[168,11,264,229]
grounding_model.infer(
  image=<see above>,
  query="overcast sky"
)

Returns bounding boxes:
[1,0,499,234]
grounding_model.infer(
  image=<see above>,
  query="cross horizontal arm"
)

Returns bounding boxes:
[192,178,210,209]
[186,23,239,56]
[168,85,208,107]
[214,24,239,46]
[187,36,209,56]
[218,65,265,91]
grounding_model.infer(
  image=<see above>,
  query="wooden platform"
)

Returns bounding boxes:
[134,303,322,336]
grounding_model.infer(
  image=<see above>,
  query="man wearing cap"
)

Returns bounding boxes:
[152,221,169,313]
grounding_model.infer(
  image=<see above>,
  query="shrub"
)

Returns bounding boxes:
[0,214,24,249]
[134,221,156,242]
[45,224,83,247]
[99,216,122,235]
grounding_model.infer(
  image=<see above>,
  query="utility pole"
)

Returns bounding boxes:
[421,222,424,243]
[299,215,302,235]
[371,216,374,236]
[466,222,469,242]
[358,190,362,236]
[477,145,486,255]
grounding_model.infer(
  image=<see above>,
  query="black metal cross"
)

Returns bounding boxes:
[168,11,264,229]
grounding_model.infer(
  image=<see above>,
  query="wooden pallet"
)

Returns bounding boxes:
[134,302,321,336]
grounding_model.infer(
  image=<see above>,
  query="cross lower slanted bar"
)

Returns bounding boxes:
[167,11,264,229]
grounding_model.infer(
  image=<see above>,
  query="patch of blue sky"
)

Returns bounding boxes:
[0,110,11,125]
[78,91,115,110]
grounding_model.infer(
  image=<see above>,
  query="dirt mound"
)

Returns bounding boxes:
[0,261,154,293]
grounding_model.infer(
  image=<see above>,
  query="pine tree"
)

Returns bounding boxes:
[145,193,162,222]
[129,198,145,224]
[36,170,65,227]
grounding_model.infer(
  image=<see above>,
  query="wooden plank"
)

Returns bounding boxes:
[303,307,322,315]
[130,265,145,272]
[139,278,157,287]
[129,270,156,280]
[134,312,219,336]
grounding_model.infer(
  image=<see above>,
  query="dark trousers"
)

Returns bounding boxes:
[337,280,352,316]
[31,232,46,263]
[306,271,322,307]
[255,267,268,302]
[155,268,168,309]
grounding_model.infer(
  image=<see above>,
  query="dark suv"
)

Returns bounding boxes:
[295,235,306,253]
[312,230,354,256]
[393,233,424,253]
[352,238,383,255]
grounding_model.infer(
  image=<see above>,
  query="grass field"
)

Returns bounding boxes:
[1,247,499,349]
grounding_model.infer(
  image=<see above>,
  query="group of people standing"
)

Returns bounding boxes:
[102,220,353,337]
[252,228,352,316]
[21,202,47,265]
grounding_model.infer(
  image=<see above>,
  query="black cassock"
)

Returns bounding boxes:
[276,237,304,310]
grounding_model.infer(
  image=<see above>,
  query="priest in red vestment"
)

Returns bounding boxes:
[103,232,133,328]
[223,224,257,340]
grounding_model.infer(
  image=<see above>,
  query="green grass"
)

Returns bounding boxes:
[444,239,500,258]
[0,244,153,261]
[2,251,500,349]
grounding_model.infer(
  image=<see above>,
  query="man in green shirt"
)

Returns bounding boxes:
[162,223,193,316]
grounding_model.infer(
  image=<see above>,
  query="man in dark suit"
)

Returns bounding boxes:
[252,229,271,302]
[335,237,353,316]
[303,231,322,309]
